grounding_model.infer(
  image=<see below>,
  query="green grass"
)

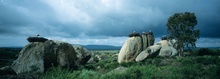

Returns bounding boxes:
[41,55,220,79]
[42,67,101,79]
[1,48,220,79]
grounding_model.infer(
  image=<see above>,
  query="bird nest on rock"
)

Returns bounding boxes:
[142,32,148,35]
[142,32,153,36]
[129,32,140,37]
[161,36,167,40]
[27,37,48,42]
[148,32,153,35]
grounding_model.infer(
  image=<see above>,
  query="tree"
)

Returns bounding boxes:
[166,12,200,56]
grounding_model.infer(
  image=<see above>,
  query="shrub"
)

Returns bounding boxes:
[195,56,219,65]
[196,48,220,56]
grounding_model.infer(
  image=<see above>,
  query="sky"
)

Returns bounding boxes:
[0,0,220,47]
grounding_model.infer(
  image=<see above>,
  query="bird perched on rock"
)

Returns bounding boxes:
[35,34,40,37]
[162,35,167,40]
[129,31,140,37]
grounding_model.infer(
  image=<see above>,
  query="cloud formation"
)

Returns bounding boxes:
[0,0,220,47]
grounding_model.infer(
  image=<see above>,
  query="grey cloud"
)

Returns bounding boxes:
[0,0,220,47]
[78,0,220,38]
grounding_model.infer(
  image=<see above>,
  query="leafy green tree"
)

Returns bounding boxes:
[166,12,200,56]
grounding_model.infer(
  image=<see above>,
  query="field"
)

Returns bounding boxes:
[0,48,21,68]
[0,48,220,79]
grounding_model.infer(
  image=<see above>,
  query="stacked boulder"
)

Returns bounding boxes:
[11,37,91,75]
[118,31,155,63]
[136,39,178,62]
[142,32,155,50]
[118,32,178,63]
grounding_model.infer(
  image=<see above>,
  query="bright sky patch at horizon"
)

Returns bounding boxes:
[0,0,220,47]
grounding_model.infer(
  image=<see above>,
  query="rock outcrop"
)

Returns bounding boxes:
[118,31,178,63]
[157,40,172,57]
[118,31,155,63]
[135,39,178,62]
[11,40,78,75]
[73,45,91,65]
[141,33,148,50]
[147,32,155,47]
[141,32,155,50]
[157,40,177,57]
[135,45,161,62]
[170,46,178,56]
[118,35,142,63]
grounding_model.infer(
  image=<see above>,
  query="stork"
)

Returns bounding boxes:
[35,34,40,37]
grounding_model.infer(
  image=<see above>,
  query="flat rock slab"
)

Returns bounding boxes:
[136,45,161,62]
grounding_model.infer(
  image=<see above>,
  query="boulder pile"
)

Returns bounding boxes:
[136,39,178,62]
[11,37,91,75]
[118,32,178,63]
[118,31,155,63]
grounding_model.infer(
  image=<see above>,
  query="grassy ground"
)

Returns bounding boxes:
[1,48,220,79]
[41,48,220,79]
[41,56,220,79]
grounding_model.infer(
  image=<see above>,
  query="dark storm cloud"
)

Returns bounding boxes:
[0,0,220,46]
[80,0,220,38]
[1,0,220,38]
[0,0,80,36]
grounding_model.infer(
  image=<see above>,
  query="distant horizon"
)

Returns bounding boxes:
[0,37,220,48]
[0,43,219,48]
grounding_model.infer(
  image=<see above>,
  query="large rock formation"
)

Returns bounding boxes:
[157,40,172,57]
[147,32,155,47]
[135,39,178,62]
[118,35,142,63]
[141,33,148,50]
[157,40,178,57]
[118,31,178,63]
[73,45,91,65]
[141,32,155,50]
[11,40,78,75]
[170,46,178,56]
[118,31,156,63]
